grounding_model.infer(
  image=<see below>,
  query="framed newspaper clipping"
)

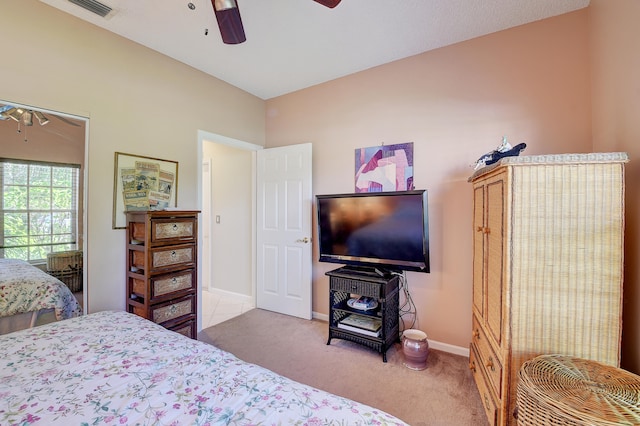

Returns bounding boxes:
[112,152,178,229]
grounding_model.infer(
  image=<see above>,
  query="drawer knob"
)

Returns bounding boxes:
[473,329,480,339]
[171,250,177,258]
[172,223,178,230]
[469,360,476,373]
[169,277,179,289]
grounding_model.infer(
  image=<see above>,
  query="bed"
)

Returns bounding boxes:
[0,310,408,425]
[0,259,82,334]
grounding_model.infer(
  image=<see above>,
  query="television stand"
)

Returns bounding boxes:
[334,265,391,278]
[326,267,400,362]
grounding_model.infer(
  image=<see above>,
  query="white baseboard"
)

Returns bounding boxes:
[313,312,329,322]
[312,311,469,358]
[427,340,469,357]
[204,287,253,304]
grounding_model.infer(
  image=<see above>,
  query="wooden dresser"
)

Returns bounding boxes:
[468,153,627,425]
[126,210,200,339]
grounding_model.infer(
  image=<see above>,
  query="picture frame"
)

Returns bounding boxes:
[112,152,178,229]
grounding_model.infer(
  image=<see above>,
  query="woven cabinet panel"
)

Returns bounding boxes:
[510,162,624,365]
[153,220,195,241]
[152,245,194,269]
[151,297,194,324]
[330,277,383,298]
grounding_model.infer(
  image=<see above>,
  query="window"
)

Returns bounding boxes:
[0,159,80,262]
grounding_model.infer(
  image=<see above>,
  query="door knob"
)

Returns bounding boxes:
[296,237,310,243]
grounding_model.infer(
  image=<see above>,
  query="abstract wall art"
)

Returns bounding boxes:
[355,142,414,192]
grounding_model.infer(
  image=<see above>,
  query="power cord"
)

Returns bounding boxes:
[392,270,418,336]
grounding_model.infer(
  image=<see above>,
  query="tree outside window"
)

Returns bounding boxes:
[1,159,79,262]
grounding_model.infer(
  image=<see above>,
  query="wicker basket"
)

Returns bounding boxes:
[516,354,640,425]
[47,268,82,293]
[47,250,83,293]
[47,250,82,271]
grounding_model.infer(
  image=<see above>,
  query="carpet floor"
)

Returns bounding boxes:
[199,308,490,426]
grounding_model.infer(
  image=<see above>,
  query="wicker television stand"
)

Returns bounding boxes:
[326,266,400,362]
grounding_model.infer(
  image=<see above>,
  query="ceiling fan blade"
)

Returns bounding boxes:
[212,0,246,44]
[313,0,341,8]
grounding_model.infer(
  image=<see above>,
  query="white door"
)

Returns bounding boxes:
[256,143,313,319]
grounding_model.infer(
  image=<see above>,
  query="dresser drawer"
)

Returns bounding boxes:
[470,344,499,426]
[152,244,195,270]
[130,244,196,273]
[140,294,195,325]
[151,217,196,243]
[168,319,196,339]
[131,269,196,301]
[151,269,195,298]
[472,315,503,399]
[329,276,398,298]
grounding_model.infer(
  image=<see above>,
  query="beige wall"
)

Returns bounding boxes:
[0,0,265,314]
[589,0,640,373]
[266,11,592,353]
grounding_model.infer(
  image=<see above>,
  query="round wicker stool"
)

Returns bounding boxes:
[516,355,640,426]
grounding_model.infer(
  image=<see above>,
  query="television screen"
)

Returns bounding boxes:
[316,190,429,273]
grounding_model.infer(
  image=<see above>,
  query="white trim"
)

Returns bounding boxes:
[428,340,469,357]
[313,312,329,322]
[204,287,254,305]
[312,311,469,358]
[198,130,263,152]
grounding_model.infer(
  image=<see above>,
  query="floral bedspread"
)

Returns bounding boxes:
[0,259,81,320]
[0,310,408,426]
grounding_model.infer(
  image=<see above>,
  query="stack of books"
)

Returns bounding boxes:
[337,314,381,337]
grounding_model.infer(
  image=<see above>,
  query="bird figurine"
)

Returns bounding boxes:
[473,136,526,170]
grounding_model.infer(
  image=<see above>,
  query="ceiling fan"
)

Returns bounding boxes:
[0,105,80,128]
[212,0,342,45]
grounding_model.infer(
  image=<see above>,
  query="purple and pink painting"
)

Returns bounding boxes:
[355,142,414,192]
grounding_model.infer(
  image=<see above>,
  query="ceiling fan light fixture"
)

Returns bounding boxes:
[212,0,246,44]
[34,111,50,125]
[22,111,34,127]
[4,107,25,122]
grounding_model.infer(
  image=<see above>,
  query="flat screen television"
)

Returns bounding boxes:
[316,190,429,274]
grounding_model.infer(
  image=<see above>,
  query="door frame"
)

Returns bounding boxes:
[197,130,262,331]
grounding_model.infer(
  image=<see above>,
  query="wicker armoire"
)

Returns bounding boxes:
[468,152,628,426]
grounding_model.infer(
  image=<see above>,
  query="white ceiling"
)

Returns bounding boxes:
[38,0,590,100]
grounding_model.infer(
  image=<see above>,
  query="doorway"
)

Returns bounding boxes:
[197,132,313,330]
[199,131,260,329]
